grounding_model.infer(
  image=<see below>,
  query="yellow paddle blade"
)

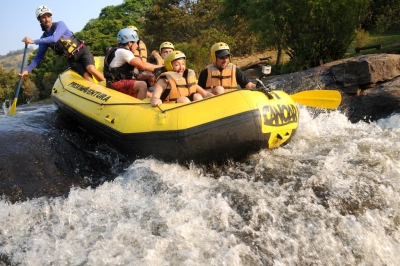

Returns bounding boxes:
[291,90,342,109]
[8,98,18,116]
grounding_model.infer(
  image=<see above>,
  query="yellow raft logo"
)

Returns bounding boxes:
[68,82,111,102]
[262,104,298,126]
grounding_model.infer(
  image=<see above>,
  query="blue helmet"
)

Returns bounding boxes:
[117,28,139,44]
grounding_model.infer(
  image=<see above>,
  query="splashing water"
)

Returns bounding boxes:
[1,100,10,116]
[1,107,399,265]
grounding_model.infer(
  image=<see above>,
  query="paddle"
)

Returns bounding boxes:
[255,79,341,109]
[9,43,28,116]
[290,90,342,109]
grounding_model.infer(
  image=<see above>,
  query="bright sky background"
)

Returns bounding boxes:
[1,0,124,55]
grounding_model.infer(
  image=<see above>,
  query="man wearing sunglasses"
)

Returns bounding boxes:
[197,42,255,95]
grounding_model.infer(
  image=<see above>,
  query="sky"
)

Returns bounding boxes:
[1,0,124,55]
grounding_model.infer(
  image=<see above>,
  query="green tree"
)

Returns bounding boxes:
[144,0,206,50]
[143,0,222,71]
[283,0,369,69]
[28,50,69,99]
[219,0,275,60]
[363,0,400,30]
[21,77,36,101]
[0,66,36,103]
[0,66,17,101]
[76,0,154,56]
[223,0,370,70]
[221,0,286,66]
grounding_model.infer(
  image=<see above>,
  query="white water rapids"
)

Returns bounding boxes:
[1,106,399,265]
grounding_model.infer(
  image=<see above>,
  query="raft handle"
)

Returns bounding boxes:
[104,115,115,124]
[158,112,166,125]
[277,132,290,140]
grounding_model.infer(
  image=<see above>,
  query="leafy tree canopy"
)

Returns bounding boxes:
[222,0,370,70]
[76,0,154,56]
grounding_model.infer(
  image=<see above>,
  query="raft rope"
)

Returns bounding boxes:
[56,74,176,113]
[255,79,274,99]
[55,74,275,114]
[56,73,148,106]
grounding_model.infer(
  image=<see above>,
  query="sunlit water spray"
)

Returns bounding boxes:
[1,107,399,265]
[1,100,10,116]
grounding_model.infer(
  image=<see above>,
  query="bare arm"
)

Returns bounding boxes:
[129,57,162,72]
[244,82,256,89]
[150,78,168,106]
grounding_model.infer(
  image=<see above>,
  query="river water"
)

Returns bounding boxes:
[0,103,399,265]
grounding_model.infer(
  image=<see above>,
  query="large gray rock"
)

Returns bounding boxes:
[260,54,400,122]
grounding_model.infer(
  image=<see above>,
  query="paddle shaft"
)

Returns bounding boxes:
[9,43,28,115]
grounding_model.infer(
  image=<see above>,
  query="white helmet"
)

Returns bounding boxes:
[36,5,52,20]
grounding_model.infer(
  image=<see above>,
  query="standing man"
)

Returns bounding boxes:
[19,5,105,82]
[197,42,255,95]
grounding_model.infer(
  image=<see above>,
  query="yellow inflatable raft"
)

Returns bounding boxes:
[51,66,300,165]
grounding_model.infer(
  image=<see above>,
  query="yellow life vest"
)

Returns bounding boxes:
[158,69,197,103]
[134,40,148,62]
[205,63,238,92]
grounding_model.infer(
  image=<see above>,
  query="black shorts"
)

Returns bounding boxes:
[188,92,196,101]
[68,46,95,77]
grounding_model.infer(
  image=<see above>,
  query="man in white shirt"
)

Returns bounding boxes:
[104,28,160,99]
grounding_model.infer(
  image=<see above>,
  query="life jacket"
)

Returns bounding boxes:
[134,41,148,62]
[205,63,238,91]
[152,51,164,65]
[47,23,83,58]
[158,69,197,103]
[103,47,135,86]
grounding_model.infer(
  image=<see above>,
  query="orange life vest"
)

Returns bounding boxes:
[205,63,238,91]
[148,51,163,65]
[134,41,148,62]
[153,52,164,65]
[158,69,197,103]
